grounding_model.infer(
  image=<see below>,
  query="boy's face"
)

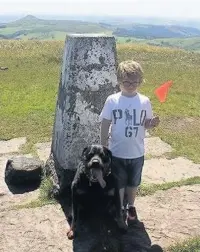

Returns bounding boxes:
[120,76,141,94]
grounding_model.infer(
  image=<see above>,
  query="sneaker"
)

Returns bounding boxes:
[127,206,137,220]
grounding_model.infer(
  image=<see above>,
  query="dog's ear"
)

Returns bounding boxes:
[103,146,112,161]
[81,146,89,157]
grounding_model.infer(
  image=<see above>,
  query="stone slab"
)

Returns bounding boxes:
[142,157,200,184]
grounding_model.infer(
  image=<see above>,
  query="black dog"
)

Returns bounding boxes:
[67,144,127,240]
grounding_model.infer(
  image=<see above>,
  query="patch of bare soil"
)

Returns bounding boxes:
[0,205,72,252]
[136,185,200,248]
[160,116,200,134]
[0,186,199,251]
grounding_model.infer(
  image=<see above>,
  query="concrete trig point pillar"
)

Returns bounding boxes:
[46,34,118,194]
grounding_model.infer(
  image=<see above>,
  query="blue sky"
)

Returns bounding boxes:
[1,0,200,19]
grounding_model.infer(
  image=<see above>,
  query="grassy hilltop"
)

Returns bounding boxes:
[0,40,200,162]
[2,15,200,53]
[1,39,200,251]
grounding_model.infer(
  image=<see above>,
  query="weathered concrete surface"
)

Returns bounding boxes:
[48,34,119,192]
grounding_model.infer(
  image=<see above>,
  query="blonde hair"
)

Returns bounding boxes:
[117,60,144,84]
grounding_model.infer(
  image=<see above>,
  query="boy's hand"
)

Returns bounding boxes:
[150,116,160,127]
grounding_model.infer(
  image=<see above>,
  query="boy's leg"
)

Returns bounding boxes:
[112,157,127,209]
[126,186,138,207]
[126,156,144,219]
[119,188,125,209]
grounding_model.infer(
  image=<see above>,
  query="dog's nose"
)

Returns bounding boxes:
[92,159,100,167]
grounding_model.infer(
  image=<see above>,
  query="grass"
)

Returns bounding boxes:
[137,176,200,196]
[145,37,200,52]
[117,43,200,163]
[0,15,112,40]
[0,27,20,35]
[18,31,67,40]
[116,36,200,52]
[0,40,62,151]
[0,40,200,163]
[11,175,200,210]
[166,237,200,252]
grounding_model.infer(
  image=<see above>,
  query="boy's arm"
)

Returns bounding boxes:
[99,96,112,146]
[145,117,160,129]
[100,118,111,147]
[144,119,151,129]
[144,99,160,129]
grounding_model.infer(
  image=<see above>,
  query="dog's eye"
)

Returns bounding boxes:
[99,152,110,162]
[86,153,93,160]
[102,155,110,163]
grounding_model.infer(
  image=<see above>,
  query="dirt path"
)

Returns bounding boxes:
[1,185,199,252]
[0,136,200,251]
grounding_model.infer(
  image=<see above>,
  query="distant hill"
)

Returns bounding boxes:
[116,36,200,52]
[110,24,200,39]
[0,15,112,40]
[1,15,200,41]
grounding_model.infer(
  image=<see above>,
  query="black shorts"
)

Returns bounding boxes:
[112,156,144,188]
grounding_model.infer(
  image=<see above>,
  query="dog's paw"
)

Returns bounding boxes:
[67,228,74,240]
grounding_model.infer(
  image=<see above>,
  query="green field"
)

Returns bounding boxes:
[2,15,200,54]
[117,36,200,52]
[2,15,200,53]
[17,31,67,40]
[0,15,112,40]
[0,40,200,163]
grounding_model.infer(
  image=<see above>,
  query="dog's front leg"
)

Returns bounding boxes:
[114,187,128,233]
[67,182,78,240]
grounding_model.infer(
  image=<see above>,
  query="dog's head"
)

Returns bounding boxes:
[81,144,112,187]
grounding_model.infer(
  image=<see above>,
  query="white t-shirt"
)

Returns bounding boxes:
[99,92,153,159]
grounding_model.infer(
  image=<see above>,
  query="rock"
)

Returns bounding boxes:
[0,154,33,196]
[0,66,8,70]
[144,137,173,157]
[35,142,51,162]
[5,156,43,186]
[0,137,26,155]
[44,153,75,199]
[143,157,200,183]
[46,34,119,194]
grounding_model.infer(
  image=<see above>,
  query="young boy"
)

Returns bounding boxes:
[99,60,160,220]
